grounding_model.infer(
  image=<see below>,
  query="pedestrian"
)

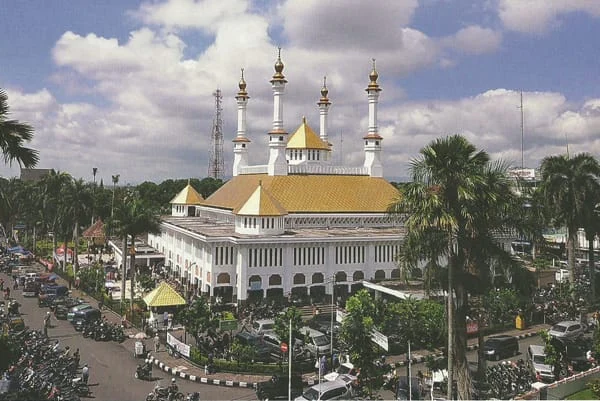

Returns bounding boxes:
[82,364,89,384]
[73,348,80,367]
[75,276,80,289]
[154,333,160,353]
[43,311,51,337]
[98,297,104,311]
[167,313,173,330]
[0,278,4,291]
[320,355,327,376]
[163,311,169,328]
[68,277,72,290]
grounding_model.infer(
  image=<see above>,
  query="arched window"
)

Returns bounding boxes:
[293,273,305,285]
[335,272,347,283]
[391,269,401,279]
[217,273,230,284]
[374,270,386,280]
[353,271,364,281]
[269,275,282,286]
[312,272,324,284]
[248,275,261,288]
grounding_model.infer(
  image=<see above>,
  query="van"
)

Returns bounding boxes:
[38,285,68,306]
[72,308,101,330]
[252,319,275,335]
[527,344,554,382]
[234,331,272,362]
[483,335,519,360]
[294,378,352,401]
[300,326,331,358]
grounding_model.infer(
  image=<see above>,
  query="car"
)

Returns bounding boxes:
[72,308,101,330]
[300,326,331,359]
[38,285,68,307]
[483,335,519,361]
[551,337,592,372]
[324,362,359,382]
[67,304,93,322]
[255,374,303,400]
[294,379,353,401]
[234,331,273,362]
[548,321,586,340]
[527,344,554,382]
[252,319,276,335]
[22,281,39,297]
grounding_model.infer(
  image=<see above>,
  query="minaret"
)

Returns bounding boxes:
[317,76,331,143]
[363,59,383,178]
[267,48,289,176]
[233,68,251,176]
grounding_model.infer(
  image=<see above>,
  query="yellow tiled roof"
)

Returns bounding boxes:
[204,174,399,213]
[170,184,204,205]
[286,119,330,150]
[143,282,187,307]
[234,183,287,216]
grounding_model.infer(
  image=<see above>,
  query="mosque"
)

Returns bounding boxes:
[147,51,404,303]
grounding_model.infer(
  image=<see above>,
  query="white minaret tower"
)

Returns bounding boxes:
[233,68,250,176]
[363,59,383,178]
[267,48,289,176]
[317,76,332,163]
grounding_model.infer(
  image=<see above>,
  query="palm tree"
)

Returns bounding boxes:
[539,153,600,272]
[109,193,161,320]
[63,179,93,275]
[581,185,600,302]
[390,135,520,399]
[40,170,72,265]
[0,89,39,168]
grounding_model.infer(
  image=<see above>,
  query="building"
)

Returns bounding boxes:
[148,53,404,303]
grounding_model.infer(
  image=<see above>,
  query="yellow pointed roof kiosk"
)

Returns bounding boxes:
[143,282,187,325]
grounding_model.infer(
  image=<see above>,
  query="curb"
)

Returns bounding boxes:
[147,356,257,389]
[393,330,540,367]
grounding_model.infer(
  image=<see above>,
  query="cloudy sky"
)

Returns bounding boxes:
[2,0,600,185]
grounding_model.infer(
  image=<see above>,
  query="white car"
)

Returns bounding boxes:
[294,379,353,401]
[548,321,585,340]
[324,363,358,382]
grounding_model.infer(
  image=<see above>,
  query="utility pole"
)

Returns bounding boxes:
[208,89,224,179]
[518,91,525,169]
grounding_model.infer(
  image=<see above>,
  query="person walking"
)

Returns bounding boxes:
[82,364,89,384]
[154,333,160,353]
[163,311,169,328]
[43,311,51,337]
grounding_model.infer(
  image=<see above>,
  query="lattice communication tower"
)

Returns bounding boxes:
[208,89,224,179]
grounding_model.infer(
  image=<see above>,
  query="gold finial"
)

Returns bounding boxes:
[259,179,262,187]
[320,76,328,98]
[187,178,191,185]
[238,68,247,91]
[302,116,307,124]
[369,58,378,83]
[272,47,285,80]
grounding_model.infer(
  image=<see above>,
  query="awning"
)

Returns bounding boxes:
[143,282,186,308]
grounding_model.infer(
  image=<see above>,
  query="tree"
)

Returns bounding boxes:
[539,153,600,272]
[177,296,218,346]
[0,89,39,168]
[63,178,93,275]
[389,135,520,399]
[39,170,72,262]
[273,306,304,361]
[581,185,600,302]
[338,289,380,397]
[109,193,161,319]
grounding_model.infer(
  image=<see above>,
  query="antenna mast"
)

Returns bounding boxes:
[519,91,524,169]
[208,89,224,179]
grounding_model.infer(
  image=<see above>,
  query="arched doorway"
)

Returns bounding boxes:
[374,270,386,281]
[335,271,347,283]
[353,271,364,282]
[248,275,263,302]
[391,269,401,279]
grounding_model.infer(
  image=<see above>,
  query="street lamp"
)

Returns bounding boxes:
[111,174,119,220]
[92,167,98,224]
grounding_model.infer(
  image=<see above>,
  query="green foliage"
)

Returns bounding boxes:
[539,329,560,367]
[339,290,379,397]
[482,288,520,326]
[189,346,307,374]
[0,335,18,372]
[587,378,600,399]
[273,306,304,347]
[177,296,218,345]
[137,273,155,292]
[230,339,257,364]
[593,326,600,358]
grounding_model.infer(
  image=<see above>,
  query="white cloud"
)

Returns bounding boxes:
[498,0,600,34]
[442,25,502,55]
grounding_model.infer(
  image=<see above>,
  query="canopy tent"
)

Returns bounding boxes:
[143,282,186,308]
[7,245,32,256]
[82,218,106,246]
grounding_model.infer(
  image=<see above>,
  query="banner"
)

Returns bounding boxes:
[166,332,191,358]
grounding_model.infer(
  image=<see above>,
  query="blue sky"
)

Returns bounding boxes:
[2,0,600,184]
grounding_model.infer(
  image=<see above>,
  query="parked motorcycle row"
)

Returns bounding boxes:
[143,381,200,401]
[79,319,126,342]
[485,360,533,400]
[0,329,90,401]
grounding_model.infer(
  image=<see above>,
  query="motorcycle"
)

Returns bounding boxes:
[186,392,200,401]
[135,363,152,380]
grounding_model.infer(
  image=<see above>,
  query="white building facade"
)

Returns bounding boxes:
[148,54,404,303]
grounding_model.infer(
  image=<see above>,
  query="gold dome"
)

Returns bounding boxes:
[271,47,286,82]
[369,58,378,83]
[238,68,247,91]
[320,76,328,98]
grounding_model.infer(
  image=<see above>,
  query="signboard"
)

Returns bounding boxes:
[166,332,191,358]
[336,309,347,323]
[371,329,389,351]
[219,319,238,331]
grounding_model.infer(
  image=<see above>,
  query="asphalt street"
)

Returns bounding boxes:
[2,272,257,401]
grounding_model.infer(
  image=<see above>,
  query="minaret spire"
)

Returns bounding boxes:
[317,75,331,146]
[363,59,383,177]
[268,48,288,176]
[233,68,251,176]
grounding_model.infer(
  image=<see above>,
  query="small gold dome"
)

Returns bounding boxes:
[238,68,247,91]
[369,58,378,84]
[320,76,329,98]
[272,47,286,81]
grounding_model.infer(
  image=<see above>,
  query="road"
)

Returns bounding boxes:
[3,272,257,401]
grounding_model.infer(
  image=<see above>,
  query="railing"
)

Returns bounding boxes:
[288,164,368,175]
[240,165,268,174]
